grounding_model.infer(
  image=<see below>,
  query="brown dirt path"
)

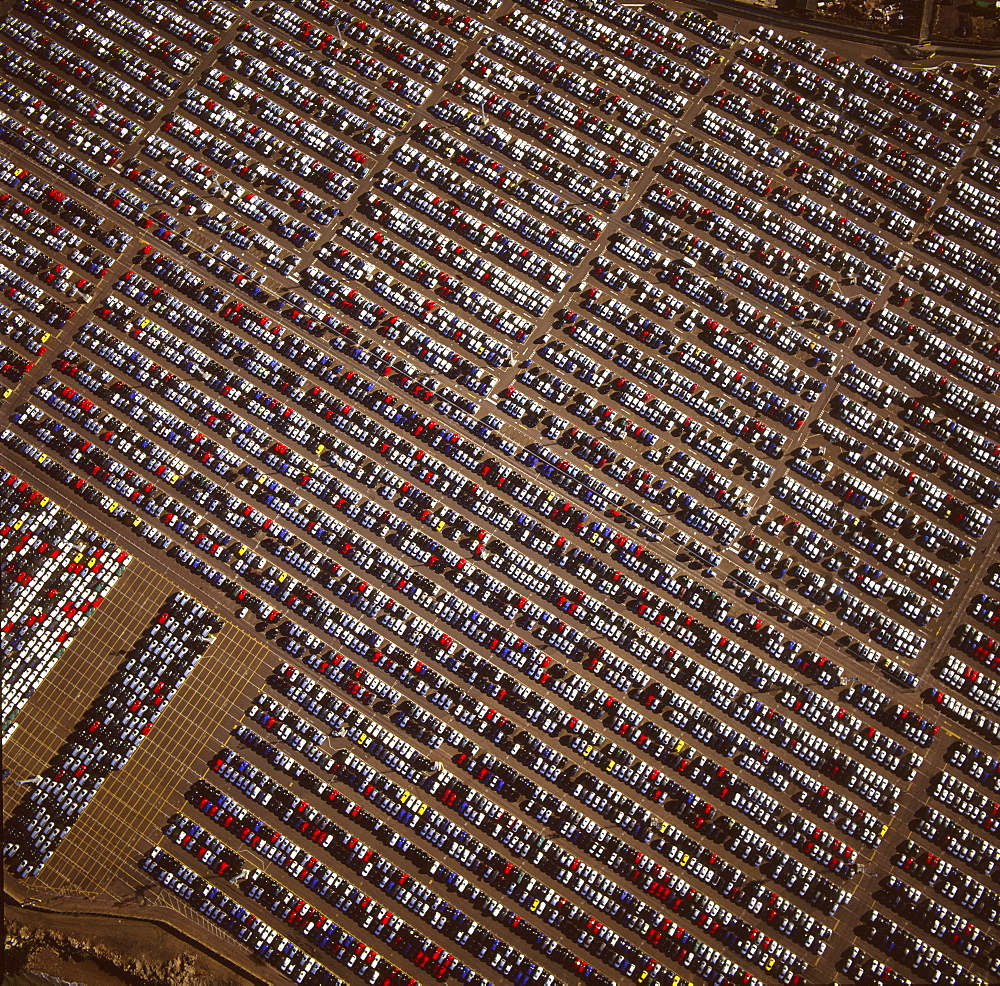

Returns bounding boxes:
[4,894,271,986]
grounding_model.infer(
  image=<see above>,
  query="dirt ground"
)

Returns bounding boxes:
[3,897,269,986]
[933,1,1000,41]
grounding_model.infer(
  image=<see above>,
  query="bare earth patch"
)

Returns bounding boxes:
[4,899,266,986]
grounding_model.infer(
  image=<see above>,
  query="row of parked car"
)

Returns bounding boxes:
[3,0,1000,984]
[0,473,131,740]
[270,666,810,965]
[3,292,920,892]
[143,844,397,986]
[878,874,998,970]
[859,908,993,986]
[5,346,884,984]
[231,699,805,986]
[4,592,218,876]
[896,831,999,922]
[0,286,952,984]
[207,743,532,985]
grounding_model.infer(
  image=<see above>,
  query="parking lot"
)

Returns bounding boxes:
[3,0,1000,984]
[1,541,270,895]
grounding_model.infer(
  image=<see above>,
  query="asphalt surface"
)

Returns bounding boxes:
[3,0,1000,985]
